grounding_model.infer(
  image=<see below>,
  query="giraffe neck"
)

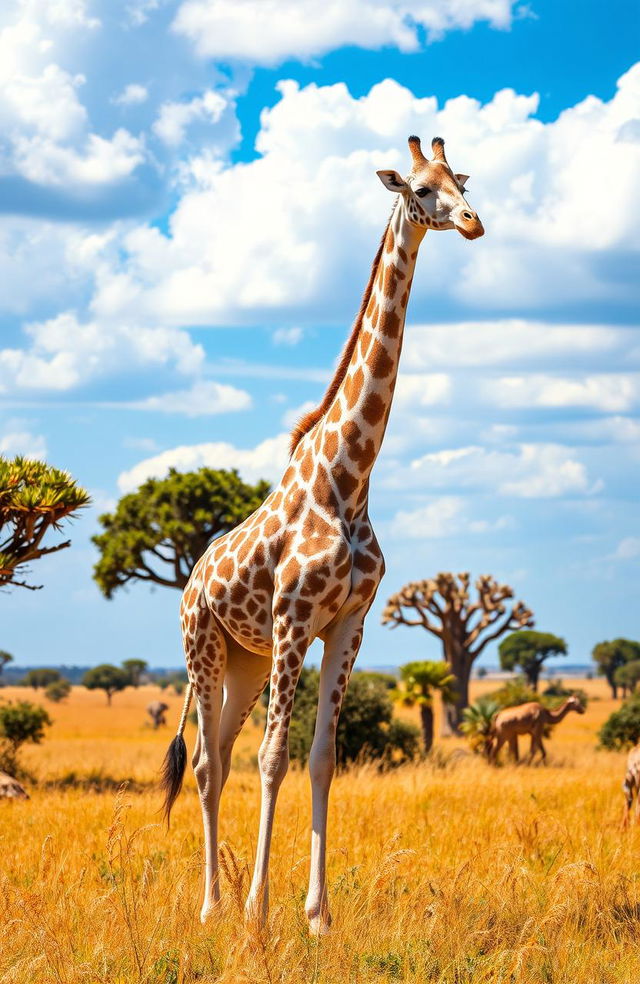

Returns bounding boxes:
[544,700,573,723]
[319,206,426,515]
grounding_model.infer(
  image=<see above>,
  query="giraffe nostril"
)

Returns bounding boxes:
[462,211,473,221]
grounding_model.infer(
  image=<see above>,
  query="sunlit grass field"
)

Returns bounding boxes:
[2,678,640,983]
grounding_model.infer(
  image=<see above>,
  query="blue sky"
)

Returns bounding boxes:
[1,0,639,671]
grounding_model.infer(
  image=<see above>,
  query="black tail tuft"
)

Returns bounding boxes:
[160,734,187,827]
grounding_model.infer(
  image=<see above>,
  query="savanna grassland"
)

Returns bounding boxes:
[2,679,640,984]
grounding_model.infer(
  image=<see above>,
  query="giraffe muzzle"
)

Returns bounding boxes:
[455,210,484,240]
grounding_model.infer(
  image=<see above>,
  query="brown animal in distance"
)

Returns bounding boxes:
[147,701,169,729]
[489,695,585,764]
[621,744,640,828]
[0,771,29,799]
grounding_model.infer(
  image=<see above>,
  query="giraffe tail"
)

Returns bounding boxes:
[160,682,193,827]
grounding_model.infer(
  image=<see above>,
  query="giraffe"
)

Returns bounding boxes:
[161,135,484,935]
[621,744,640,829]
[489,695,585,765]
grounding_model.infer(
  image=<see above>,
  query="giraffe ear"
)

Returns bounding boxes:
[376,169,408,193]
[455,173,470,188]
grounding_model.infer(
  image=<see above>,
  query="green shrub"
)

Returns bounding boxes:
[279,668,419,767]
[0,700,52,775]
[599,695,640,750]
[542,678,589,706]
[45,679,72,702]
[486,677,538,709]
[461,697,500,756]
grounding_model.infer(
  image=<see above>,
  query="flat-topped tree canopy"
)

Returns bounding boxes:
[0,456,90,591]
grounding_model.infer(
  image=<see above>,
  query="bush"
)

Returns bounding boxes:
[0,700,52,775]
[542,679,589,707]
[486,677,538,709]
[352,670,398,690]
[158,671,188,696]
[45,679,72,703]
[599,695,640,750]
[461,697,500,756]
[285,668,419,767]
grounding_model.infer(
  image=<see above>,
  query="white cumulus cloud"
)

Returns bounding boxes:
[0,418,47,459]
[172,0,518,64]
[389,442,598,498]
[488,373,640,413]
[390,495,513,538]
[0,311,204,393]
[117,432,290,491]
[89,65,640,327]
[0,5,145,188]
[127,379,252,415]
[113,83,149,106]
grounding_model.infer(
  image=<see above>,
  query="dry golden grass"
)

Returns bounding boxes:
[2,679,640,983]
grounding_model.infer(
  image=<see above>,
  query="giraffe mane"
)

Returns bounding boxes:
[289,207,395,456]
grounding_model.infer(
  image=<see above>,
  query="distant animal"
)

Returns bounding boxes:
[147,701,169,729]
[0,771,29,799]
[622,744,640,828]
[489,695,585,764]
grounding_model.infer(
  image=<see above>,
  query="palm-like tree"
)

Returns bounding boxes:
[0,456,90,590]
[461,697,501,758]
[398,661,457,754]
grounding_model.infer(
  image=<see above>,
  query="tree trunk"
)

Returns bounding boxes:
[607,672,618,699]
[440,642,470,736]
[419,704,434,754]
[106,691,112,705]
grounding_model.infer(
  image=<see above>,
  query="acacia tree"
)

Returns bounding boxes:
[382,572,534,734]
[22,669,61,690]
[614,660,640,698]
[593,639,640,699]
[397,661,456,754]
[0,651,13,677]
[83,664,129,705]
[92,468,270,597]
[122,659,148,687]
[0,456,90,590]
[498,630,567,691]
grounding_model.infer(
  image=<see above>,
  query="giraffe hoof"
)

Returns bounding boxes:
[200,897,221,924]
[307,913,332,936]
[244,899,267,930]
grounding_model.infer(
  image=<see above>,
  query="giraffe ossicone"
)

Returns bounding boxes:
[161,134,484,934]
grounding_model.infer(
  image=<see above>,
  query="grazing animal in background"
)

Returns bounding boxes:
[147,701,169,729]
[0,771,29,799]
[621,744,640,828]
[489,695,585,765]
[161,135,484,934]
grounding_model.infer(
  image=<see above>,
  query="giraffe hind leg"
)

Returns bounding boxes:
[184,604,227,923]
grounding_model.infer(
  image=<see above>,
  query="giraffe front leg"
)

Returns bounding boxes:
[305,611,365,936]
[245,613,308,928]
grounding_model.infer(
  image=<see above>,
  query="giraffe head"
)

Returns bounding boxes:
[377,135,484,240]
[566,694,586,714]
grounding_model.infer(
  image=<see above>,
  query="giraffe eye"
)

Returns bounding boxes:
[415,187,431,198]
